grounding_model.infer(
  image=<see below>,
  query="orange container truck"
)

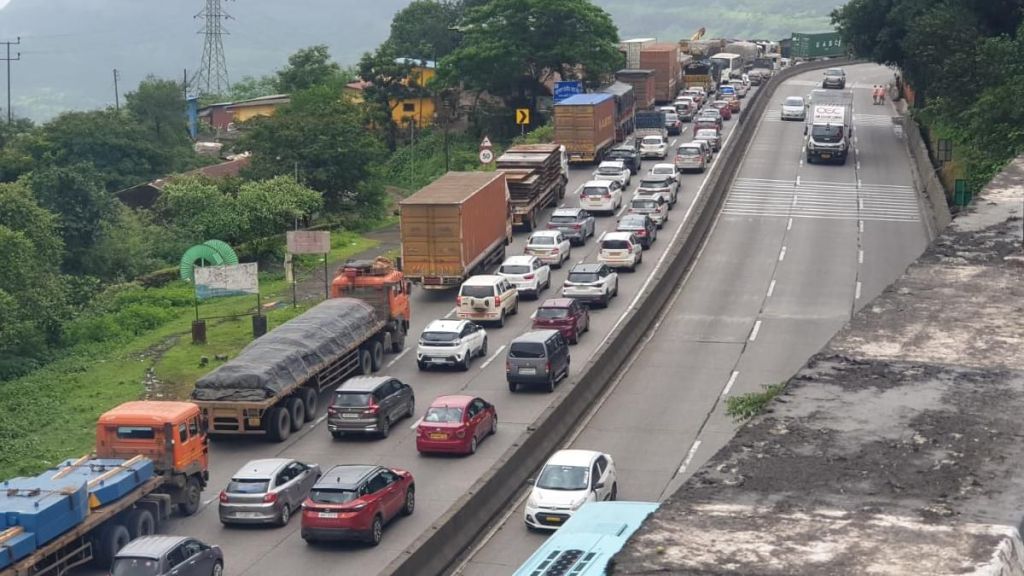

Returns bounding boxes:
[555,93,616,164]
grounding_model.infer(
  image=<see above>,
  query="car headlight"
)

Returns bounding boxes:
[527,495,539,508]
[838,142,847,151]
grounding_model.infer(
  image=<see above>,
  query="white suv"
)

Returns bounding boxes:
[598,232,643,271]
[592,160,631,188]
[457,275,519,327]
[639,135,668,159]
[417,319,488,371]
[524,449,618,531]
[562,263,618,308]
[497,255,550,299]
[579,180,623,215]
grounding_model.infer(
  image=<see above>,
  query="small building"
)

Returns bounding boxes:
[115,156,251,209]
[198,94,291,131]
[391,58,437,129]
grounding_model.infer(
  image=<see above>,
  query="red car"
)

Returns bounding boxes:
[532,298,590,344]
[300,464,414,546]
[416,395,497,455]
[711,100,733,120]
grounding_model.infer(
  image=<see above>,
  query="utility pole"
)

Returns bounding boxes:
[2,37,21,124]
[113,69,121,111]
[191,0,232,96]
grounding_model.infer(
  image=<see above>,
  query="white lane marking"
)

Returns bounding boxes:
[855,147,860,157]
[203,498,216,506]
[409,417,423,430]
[855,281,862,300]
[444,307,457,319]
[854,136,859,145]
[791,195,798,208]
[778,246,787,262]
[480,345,505,369]
[859,220,865,233]
[858,250,864,264]
[858,198,865,210]
[386,348,411,368]
[766,279,776,298]
[856,162,861,170]
[787,217,793,231]
[796,175,801,186]
[670,138,677,146]
[315,414,327,426]
[749,320,763,342]
[858,178,862,188]
[722,371,739,396]
[799,158,804,167]
[677,440,702,474]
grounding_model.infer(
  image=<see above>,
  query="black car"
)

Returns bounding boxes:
[605,145,642,174]
[616,213,657,249]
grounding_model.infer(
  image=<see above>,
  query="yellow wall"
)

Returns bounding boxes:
[390,66,437,128]
[231,104,280,123]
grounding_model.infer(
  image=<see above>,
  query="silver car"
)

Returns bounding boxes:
[780,96,806,121]
[327,376,415,438]
[219,458,321,526]
[693,128,721,152]
[636,173,678,207]
[674,144,706,173]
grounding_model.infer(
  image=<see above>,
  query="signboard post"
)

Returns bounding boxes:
[286,230,333,304]
[193,263,263,341]
[515,108,530,136]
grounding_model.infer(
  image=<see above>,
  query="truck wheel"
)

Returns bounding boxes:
[266,406,292,442]
[391,328,406,353]
[369,339,385,372]
[94,523,131,568]
[358,349,373,375]
[286,397,305,432]
[300,387,318,422]
[178,476,202,516]
[125,508,156,539]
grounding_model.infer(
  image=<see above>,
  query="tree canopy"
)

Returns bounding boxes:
[386,0,464,61]
[276,45,348,92]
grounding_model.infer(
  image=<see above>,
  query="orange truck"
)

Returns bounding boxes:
[0,401,208,576]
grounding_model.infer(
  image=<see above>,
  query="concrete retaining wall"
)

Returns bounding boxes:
[382,58,864,576]
[899,106,953,236]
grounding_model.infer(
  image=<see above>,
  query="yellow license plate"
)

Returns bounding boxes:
[546,516,563,523]
[429,433,447,440]
[248,417,260,427]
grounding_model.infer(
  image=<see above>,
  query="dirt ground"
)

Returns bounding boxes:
[292,224,401,301]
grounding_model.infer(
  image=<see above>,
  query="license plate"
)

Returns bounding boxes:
[429,433,447,440]
[235,512,261,518]
[821,154,831,159]
[545,516,563,523]
[318,512,338,519]
[248,417,260,427]
[430,358,447,364]
[520,367,536,375]
[607,251,624,257]
[341,413,359,419]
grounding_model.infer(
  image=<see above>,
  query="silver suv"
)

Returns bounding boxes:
[327,376,415,439]
[547,207,596,245]
[219,458,320,526]
[562,263,619,308]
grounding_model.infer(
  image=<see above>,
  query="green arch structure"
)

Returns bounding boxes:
[179,240,241,281]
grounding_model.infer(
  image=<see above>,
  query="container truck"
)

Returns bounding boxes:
[0,401,209,576]
[634,110,668,140]
[399,171,512,287]
[496,145,568,231]
[639,43,681,103]
[619,38,656,69]
[600,81,637,142]
[791,32,845,60]
[555,93,616,164]
[192,297,406,440]
[615,70,656,110]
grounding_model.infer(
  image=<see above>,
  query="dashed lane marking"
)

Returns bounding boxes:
[480,345,505,369]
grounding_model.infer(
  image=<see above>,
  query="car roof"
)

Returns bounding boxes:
[502,255,539,266]
[317,464,379,489]
[335,375,393,393]
[632,193,664,201]
[651,163,676,170]
[423,319,470,333]
[640,173,672,181]
[658,106,677,111]
[551,207,584,216]
[231,458,292,479]
[695,128,718,135]
[546,449,602,467]
[678,142,703,149]
[428,394,475,408]
[529,230,560,238]
[582,180,613,188]
[603,231,635,241]
[569,263,604,273]
[538,298,576,308]
[463,274,502,285]
[598,160,625,168]
[116,536,191,559]
[512,329,560,344]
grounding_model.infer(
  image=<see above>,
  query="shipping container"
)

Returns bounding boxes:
[639,43,680,104]
[554,93,616,164]
[790,32,845,59]
[620,38,656,69]
[399,172,510,287]
[600,81,636,142]
[616,69,656,110]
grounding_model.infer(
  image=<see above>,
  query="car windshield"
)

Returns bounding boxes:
[825,69,843,76]
[712,101,726,108]
[310,488,359,504]
[696,130,717,138]
[499,264,531,275]
[333,392,371,407]
[677,147,700,157]
[424,406,463,423]
[226,479,270,493]
[785,97,804,106]
[460,285,495,298]
[537,464,589,491]
[632,199,658,209]
[642,136,663,145]
[606,150,633,160]
[602,239,630,250]
[640,178,667,188]
[597,165,621,175]
[582,186,609,197]
[567,272,599,283]
[549,214,580,224]
[111,558,160,576]
[536,307,569,319]
[652,167,674,175]
[811,125,844,142]
[509,342,545,358]
[529,236,555,245]
[420,331,458,343]
[619,215,647,227]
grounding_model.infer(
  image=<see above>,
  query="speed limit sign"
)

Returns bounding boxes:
[479,149,494,164]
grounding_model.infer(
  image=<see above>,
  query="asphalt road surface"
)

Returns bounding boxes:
[453,63,932,575]
[74,88,755,576]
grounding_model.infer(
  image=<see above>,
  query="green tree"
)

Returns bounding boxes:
[125,77,189,144]
[358,43,428,149]
[387,1,463,61]
[77,206,168,283]
[155,176,238,244]
[228,75,281,100]
[240,85,387,216]
[277,45,346,92]
[235,176,323,259]
[438,0,621,108]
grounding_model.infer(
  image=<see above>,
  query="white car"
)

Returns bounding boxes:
[780,96,807,121]
[592,160,630,188]
[649,162,681,180]
[524,230,572,269]
[629,193,669,228]
[562,263,618,308]
[524,449,617,531]
[597,231,643,271]
[457,275,519,327]
[636,173,678,207]
[579,180,623,215]
[693,128,722,152]
[639,135,668,159]
[497,255,550,298]
[417,319,488,371]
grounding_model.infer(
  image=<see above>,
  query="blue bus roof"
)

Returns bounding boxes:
[556,93,613,106]
[513,501,659,576]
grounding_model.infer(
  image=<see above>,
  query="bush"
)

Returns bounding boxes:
[114,303,178,336]
[725,383,786,421]
[136,267,181,288]
[63,314,129,345]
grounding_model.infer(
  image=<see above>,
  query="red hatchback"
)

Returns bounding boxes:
[532,298,591,344]
[416,395,497,455]
[300,464,414,546]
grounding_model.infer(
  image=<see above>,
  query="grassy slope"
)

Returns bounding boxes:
[0,231,376,479]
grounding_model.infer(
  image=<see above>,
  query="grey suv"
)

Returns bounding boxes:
[219,458,320,526]
[822,68,846,89]
[111,536,223,576]
[327,376,415,439]
[506,330,570,393]
[547,207,596,245]
[605,144,642,174]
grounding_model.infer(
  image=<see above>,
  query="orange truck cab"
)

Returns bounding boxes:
[95,401,209,515]
[331,258,411,349]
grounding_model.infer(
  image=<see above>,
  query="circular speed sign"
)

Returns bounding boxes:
[479,149,494,164]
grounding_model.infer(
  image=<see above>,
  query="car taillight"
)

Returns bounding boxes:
[552,248,559,254]
[263,492,277,504]
[495,296,501,306]
[545,361,551,373]
[571,223,581,229]
[602,193,611,199]
[506,361,512,372]
[365,400,379,415]
[219,490,228,503]
[327,405,337,415]
[524,274,535,280]
[637,230,647,236]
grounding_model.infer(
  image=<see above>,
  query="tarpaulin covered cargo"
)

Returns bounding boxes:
[192,298,381,402]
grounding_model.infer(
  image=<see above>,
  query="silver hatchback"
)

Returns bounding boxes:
[327,376,415,439]
[219,458,321,526]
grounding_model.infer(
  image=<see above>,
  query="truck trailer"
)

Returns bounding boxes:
[0,401,209,576]
[496,144,568,231]
[555,94,617,164]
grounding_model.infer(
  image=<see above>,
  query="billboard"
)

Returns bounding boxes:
[791,32,845,59]
[195,263,259,300]
[553,81,584,103]
[286,231,331,254]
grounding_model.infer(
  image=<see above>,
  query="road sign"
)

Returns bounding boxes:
[479,149,494,164]
[516,108,530,125]
[480,136,492,148]
[286,231,331,254]
[553,81,583,103]
[195,263,259,300]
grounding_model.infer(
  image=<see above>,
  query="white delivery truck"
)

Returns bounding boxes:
[805,89,853,165]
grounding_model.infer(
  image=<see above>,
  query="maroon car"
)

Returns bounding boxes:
[532,298,590,344]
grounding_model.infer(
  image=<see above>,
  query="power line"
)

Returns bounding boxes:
[1,37,20,124]
[190,0,232,96]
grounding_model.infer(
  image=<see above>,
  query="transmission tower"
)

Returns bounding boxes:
[191,0,232,96]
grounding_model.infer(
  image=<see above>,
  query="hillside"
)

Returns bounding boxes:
[0,0,843,120]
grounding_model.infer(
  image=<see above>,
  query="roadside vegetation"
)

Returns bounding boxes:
[725,383,787,421]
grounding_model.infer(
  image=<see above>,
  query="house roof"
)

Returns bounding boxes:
[115,156,251,209]
[345,80,373,91]
[225,94,291,109]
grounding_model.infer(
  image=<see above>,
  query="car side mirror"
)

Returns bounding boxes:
[526,477,535,485]
[594,481,605,490]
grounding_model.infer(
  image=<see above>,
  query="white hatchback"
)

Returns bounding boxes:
[578,180,623,215]
[524,230,572,269]
[524,449,618,531]
[597,231,643,271]
[417,319,488,371]
[497,255,550,298]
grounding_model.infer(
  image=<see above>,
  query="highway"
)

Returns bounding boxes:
[70,90,755,576]
[453,63,933,574]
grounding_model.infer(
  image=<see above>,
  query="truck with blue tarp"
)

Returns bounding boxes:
[0,401,209,575]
